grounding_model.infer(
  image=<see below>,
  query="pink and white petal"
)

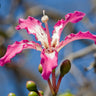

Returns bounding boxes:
[0,40,42,66]
[41,49,58,80]
[65,11,85,23]
[51,11,85,47]
[27,41,42,51]
[51,19,65,47]
[16,16,48,48]
[56,31,96,52]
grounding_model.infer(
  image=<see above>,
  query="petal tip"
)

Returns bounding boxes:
[65,11,86,23]
[15,25,21,30]
[19,18,24,24]
[0,59,5,66]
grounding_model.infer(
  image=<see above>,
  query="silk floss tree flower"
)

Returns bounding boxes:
[0,11,96,80]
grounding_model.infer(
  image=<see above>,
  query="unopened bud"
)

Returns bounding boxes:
[60,59,71,77]
[38,90,44,95]
[28,91,38,96]
[38,64,42,73]
[61,92,74,96]
[26,81,37,91]
[8,93,16,96]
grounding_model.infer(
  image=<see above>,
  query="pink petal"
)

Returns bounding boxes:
[51,19,65,47]
[65,11,85,23]
[0,40,42,66]
[56,31,96,51]
[51,11,85,47]
[16,16,48,48]
[41,49,58,80]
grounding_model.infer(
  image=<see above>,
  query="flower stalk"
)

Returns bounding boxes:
[56,75,63,94]
[37,91,43,96]
[52,69,56,92]
[47,78,55,96]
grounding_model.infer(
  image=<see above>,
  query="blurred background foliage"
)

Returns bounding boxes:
[0,0,96,96]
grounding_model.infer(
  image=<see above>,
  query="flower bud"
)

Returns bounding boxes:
[8,93,16,96]
[60,59,71,77]
[38,90,44,95]
[28,91,38,96]
[38,64,42,73]
[60,92,74,96]
[26,81,37,91]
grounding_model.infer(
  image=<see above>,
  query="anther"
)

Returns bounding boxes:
[41,10,49,23]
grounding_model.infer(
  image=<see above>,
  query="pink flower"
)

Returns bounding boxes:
[0,11,96,80]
